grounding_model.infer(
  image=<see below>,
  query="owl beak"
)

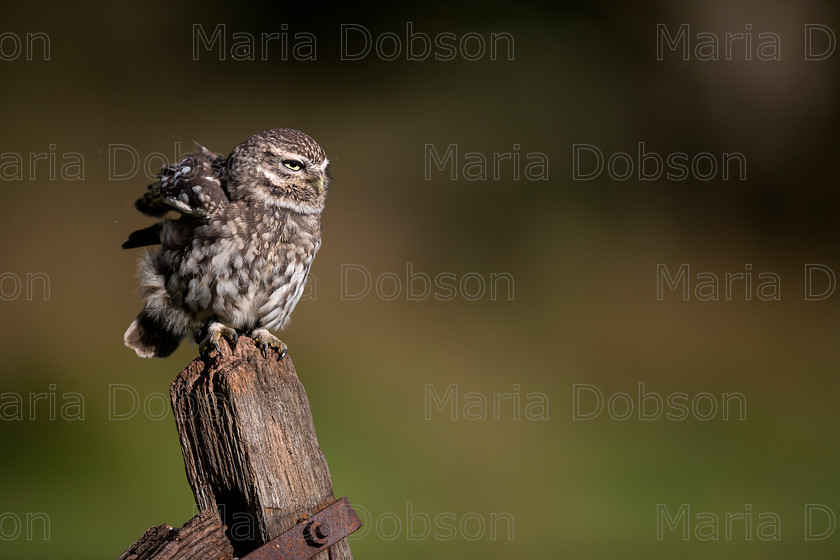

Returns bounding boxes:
[312,173,325,193]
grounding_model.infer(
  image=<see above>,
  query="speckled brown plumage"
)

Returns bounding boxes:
[123,128,330,358]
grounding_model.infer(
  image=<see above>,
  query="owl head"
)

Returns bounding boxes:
[225,128,330,214]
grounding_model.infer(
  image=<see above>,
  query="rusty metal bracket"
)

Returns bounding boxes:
[241,497,362,560]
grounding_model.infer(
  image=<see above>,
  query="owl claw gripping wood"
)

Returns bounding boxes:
[122,128,330,359]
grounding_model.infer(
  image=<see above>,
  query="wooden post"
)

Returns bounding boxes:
[120,336,354,560]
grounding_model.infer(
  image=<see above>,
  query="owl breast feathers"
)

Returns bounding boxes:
[123,128,330,358]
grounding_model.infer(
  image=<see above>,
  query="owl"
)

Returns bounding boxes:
[122,128,330,358]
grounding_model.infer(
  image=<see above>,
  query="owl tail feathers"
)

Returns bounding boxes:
[124,312,181,358]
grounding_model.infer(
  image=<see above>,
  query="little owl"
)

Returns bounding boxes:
[122,128,330,358]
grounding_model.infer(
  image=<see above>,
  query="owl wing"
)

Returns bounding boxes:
[124,144,230,249]
[133,143,230,218]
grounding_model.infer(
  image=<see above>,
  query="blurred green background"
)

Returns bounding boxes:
[1,0,839,558]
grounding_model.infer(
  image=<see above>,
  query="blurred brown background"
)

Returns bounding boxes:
[0,0,839,558]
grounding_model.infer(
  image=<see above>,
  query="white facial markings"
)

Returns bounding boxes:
[257,165,285,187]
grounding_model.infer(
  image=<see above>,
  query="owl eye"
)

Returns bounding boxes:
[282,160,302,171]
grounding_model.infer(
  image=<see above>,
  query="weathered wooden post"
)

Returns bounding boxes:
[120,337,359,560]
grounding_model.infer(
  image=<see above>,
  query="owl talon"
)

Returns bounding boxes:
[199,322,239,355]
[251,328,288,360]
